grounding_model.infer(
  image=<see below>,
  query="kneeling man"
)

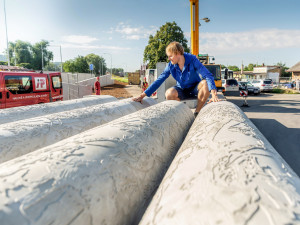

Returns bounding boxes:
[133,41,219,117]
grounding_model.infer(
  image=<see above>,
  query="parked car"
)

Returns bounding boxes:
[223,79,239,96]
[222,79,225,87]
[281,82,293,89]
[252,79,273,92]
[238,81,260,95]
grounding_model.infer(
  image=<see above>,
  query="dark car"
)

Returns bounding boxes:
[238,81,260,95]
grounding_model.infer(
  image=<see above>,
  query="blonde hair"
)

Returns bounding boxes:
[166,42,184,55]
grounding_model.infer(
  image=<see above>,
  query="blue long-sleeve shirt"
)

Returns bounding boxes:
[144,53,217,97]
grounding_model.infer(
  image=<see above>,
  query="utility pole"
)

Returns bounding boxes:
[4,0,10,69]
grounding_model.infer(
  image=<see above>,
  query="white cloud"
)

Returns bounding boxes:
[110,22,157,40]
[62,35,98,44]
[61,43,130,51]
[198,29,300,55]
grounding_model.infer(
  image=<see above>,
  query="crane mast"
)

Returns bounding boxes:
[190,0,199,56]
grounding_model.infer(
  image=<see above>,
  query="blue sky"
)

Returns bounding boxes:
[1,0,300,72]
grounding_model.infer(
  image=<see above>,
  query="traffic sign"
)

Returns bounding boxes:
[240,90,248,97]
[89,64,94,71]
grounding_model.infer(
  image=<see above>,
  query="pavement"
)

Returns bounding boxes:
[225,93,300,176]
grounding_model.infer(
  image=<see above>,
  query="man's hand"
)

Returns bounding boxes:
[132,92,147,103]
[208,89,220,103]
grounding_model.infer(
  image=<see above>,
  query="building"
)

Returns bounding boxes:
[286,61,300,81]
[252,64,281,83]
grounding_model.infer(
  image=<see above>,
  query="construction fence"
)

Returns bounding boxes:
[61,73,114,100]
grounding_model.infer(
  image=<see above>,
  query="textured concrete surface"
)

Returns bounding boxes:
[225,93,300,176]
[0,95,117,125]
[0,98,156,164]
[0,101,193,225]
[140,101,300,225]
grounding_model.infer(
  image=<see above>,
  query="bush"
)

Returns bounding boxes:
[272,89,299,94]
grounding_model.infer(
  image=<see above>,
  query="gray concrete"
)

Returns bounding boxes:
[140,101,300,225]
[225,93,300,176]
[0,101,194,225]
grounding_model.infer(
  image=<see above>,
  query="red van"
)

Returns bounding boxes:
[0,71,63,109]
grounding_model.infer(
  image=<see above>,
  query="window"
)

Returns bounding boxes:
[263,80,272,84]
[226,79,238,85]
[52,76,62,88]
[205,65,221,80]
[5,76,33,94]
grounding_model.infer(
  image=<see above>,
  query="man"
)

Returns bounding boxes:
[94,76,101,95]
[133,41,219,117]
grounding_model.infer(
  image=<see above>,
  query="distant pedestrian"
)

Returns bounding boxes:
[142,77,148,92]
[94,76,101,95]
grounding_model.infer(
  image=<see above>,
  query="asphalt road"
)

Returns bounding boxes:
[225,93,300,176]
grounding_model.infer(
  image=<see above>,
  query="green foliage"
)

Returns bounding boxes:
[143,21,189,69]
[9,40,32,66]
[31,40,53,70]
[227,65,240,72]
[8,40,53,70]
[44,62,57,71]
[85,53,107,75]
[63,60,76,73]
[244,63,254,71]
[112,75,128,83]
[0,61,8,65]
[272,88,299,94]
[18,63,32,69]
[112,68,124,76]
[74,56,89,73]
[276,62,291,77]
[63,54,107,74]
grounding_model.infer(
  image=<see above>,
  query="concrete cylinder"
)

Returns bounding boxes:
[140,101,300,225]
[0,98,156,164]
[0,95,117,125]
[0,101,193,225]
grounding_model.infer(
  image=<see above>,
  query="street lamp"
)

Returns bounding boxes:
[41,48,44,71]
[199,17,210,27]
[4,0,10,69]
[103,53,112,76]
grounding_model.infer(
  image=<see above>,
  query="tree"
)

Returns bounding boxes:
[31,40,53,70]
[63,60,76,73]
[9,40,32,66]
[144,21,189,69]
[112,68,124,76]
[228,65,240,72]
[276,62,291,77]
[244,63,254,71]
[85,53,107,75]
[74,56,89,73]
[0,61,8,66]
[18,63,32,69]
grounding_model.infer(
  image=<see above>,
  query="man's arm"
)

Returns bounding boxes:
[132,92,147,102]
[133,64,171,102]
[208,89,219,103]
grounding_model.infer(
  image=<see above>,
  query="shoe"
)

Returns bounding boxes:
[194,112,199,118]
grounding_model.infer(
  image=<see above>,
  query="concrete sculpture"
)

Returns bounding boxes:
[0,95,117,125]
[0,98,156,164]
[139,101,300,225]
[0,101,194,225]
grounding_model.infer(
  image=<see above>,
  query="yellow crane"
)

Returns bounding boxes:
[189,0,224,92]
